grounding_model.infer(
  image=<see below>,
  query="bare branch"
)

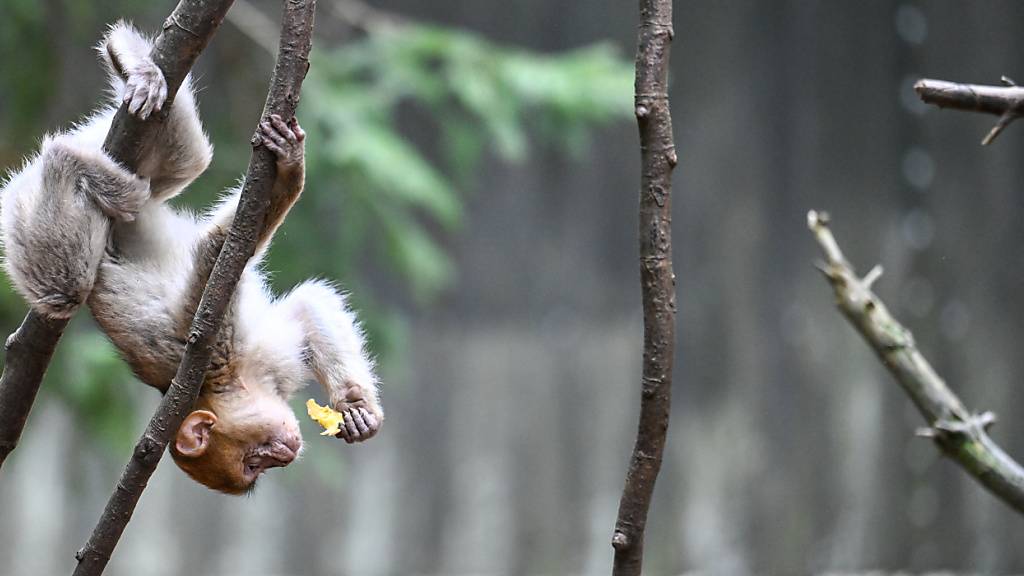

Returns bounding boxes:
[610,0,677,574]
[71,2,317,574]
[914,78,1024,145]
[808,210,1024,515]
[0,0,235,473]
[0,314,66,467]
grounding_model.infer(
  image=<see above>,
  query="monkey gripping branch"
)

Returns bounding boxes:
[610,0,677,574]
[0,0,235,470]
[68,1,319,574]
[808,210,1024,515]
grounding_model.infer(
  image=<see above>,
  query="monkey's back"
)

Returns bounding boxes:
[88,203,242,392]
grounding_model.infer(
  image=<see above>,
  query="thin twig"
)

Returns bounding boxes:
[808,210,1024,515]
[610,0,677,574]
[0,0,236,473]
[72,2,316,574]
[914,78,1024,145]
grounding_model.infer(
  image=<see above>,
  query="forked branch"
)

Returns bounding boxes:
[915,77,1024,145]
[0,0,236,472]
[808,210,1024,514]
[72,1,317,574]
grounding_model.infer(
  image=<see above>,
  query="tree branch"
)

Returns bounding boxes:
[72,2,316,575]
[807,210,1024,515]
[610,0,677,573]
[0,0,235,472]
[915,77,1024,145]
[0,314,66,468]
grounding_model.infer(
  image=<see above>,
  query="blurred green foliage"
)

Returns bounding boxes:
[0,5,632,453]
[292,24,634,304]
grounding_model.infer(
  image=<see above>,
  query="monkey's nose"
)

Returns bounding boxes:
[282,434,302,457]
[267,435,302,466]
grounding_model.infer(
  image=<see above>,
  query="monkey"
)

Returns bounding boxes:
[0,21,383,494]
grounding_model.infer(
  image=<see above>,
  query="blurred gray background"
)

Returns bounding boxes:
[2,1,1024,574]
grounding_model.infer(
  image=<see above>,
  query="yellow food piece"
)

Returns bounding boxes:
[306,398,345,436]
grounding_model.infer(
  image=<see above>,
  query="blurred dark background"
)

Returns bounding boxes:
[2,1,1024,574]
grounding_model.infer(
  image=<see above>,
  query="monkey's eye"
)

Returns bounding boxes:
[244,462,260,478]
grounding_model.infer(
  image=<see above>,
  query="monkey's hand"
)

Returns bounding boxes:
[122,57,167,120]
[258,115,305,171]
[332,384,383,444]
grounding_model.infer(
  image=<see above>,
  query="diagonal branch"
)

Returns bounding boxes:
[808,210,1024,515]
[610,0,677,574]
[915,77,1024,145]
[71,1,317,574]
[0,0,236,472]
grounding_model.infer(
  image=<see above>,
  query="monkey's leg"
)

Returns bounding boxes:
[1,137,149,318]
[278,281,383,443]
[101,21,212,201]
[145,83,213,201]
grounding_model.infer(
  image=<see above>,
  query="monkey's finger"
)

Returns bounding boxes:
[270,115,293,142]
[358,407,378,432]
[344,412,361,440]
[282,125,299,146]
[352,409,370,435]
[335,419,355,444]
[262,138,285,158]
[260,122,288,150]
[288,117,307,141]
[140,92,159,119]
[123,77,139,103]
[155,81,168,112]
[129,86,149,115]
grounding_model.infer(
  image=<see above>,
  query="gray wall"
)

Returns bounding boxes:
[4,1,1024,574]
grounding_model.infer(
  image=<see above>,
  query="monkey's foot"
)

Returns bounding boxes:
[123,60,167,119]
[332,385,382,444]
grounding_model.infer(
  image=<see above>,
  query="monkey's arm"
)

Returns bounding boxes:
[278,281,382,443]
[200,115,304,259]
[188,116,305,314]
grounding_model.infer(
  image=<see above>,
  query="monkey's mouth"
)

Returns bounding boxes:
[245,436,303,477]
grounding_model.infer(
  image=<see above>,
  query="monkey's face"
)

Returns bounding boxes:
[170,391,303,494]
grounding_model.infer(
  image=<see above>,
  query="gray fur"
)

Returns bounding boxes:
[0,22,383,445]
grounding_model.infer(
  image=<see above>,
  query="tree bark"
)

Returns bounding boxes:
[610,0,677,573]
[915,77,1024,145]
[808,210,1024,515]
[0,0,235,472]
[71,2,316,575]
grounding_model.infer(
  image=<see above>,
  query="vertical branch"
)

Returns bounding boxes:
[611,0,677,573]
[71,1,316,575]
[0,0,235,472]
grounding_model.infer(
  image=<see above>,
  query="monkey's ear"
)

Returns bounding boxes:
[175,410,217,457]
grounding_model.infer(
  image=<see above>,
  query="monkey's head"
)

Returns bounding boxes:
[170,388,303,495]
